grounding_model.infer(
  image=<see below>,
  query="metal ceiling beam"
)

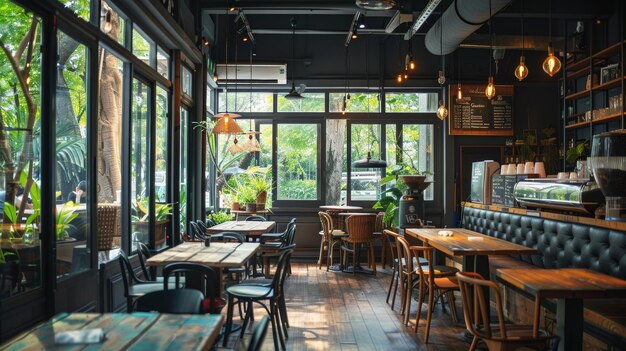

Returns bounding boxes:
[252,28,407,35]
[405,0,441,39]
[384,10,413,33]
[345,12,361,46]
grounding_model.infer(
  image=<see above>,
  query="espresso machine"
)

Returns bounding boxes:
[589,129,626,221]
[398,176,432,228]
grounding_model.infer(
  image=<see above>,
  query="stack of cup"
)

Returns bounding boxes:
[534,162,546,178]
[516,163,525,174]
[524,162,534,174]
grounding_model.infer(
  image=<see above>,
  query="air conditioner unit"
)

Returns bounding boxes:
[216,64,287,85]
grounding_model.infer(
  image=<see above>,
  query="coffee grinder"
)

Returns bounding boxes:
[398,176,432,229]
[589,129,626,221]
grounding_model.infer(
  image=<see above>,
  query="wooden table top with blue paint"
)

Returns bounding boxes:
[0,312,224,350]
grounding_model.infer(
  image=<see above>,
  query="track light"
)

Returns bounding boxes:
[242,36,248,42]
[229,7,235,12]
[352,28,358,39]
[357,14,366,29]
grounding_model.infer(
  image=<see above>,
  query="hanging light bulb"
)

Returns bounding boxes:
[227,136,246,154]
[457,82,463,100]
[485,76,496,99]
[542,44,561,77]
[403,72,408,79]
[408,56,416,70]
[243,131,262,152]
[437,70,446,85]
[397,73,403,83]
[436,101,448,120]
[515,55,529,81]
[341,95,347,115]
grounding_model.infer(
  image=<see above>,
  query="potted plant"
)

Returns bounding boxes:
[237,186,258,212]
[247,167,272,210]
[566,140,590,176]
[131,198,173,247]
[56,201,80,241]
[207,210,231,225]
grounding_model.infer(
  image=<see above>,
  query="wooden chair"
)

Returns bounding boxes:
[317,211,346,270]
[411,244,460,343]
[373,212,388,268]
[456,272,558,351]
[97,204,120,250]
[341,215,377,276]
[383,230,401,310]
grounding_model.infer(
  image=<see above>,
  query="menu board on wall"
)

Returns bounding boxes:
[449,84,514,136]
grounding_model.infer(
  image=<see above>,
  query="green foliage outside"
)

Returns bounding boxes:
[277,124,318,200]
[329,92,380,113]
[277,93,325,112]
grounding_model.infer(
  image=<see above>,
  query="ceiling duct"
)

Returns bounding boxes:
[355,0,397,11]
[424,0,511,55]
[216,64,287,84]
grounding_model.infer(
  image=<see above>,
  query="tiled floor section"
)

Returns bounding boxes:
[218,262,470,351]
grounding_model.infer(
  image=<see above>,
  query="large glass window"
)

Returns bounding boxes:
[350,124,382,202]
[401,124,434,200]
[130,79,151,251]
[276,124,318,201]
[100,1,126,47]
[385,92,438,113]
[179,107,189,232]
[156,48,169,79]
[330,92,380,113]
[277,93,325,112]
[56,30,90,279]
[218,92,273,113]
[182,66,193,97]
[132,26,154,67]
[0,3,42,297]
[155,86,168,203]
[60,0,91,21]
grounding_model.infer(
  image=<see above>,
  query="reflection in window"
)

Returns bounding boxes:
[180,107,189,232]
[277,124,318,200]
[60,0,91,21]
[131,79,151,251]
[325,119,347,205]
[277,93,325,112]
[182,66,193,97]
[100,1,126,47]
[0,3,42,297]
[155,86,168,203]
[329,92,380,113]
[56,31,90,279]
[385,92,438,113]
[350,124,381,202]
[156,48,169,79]
[218,92,273,113]
[132,27,154,67]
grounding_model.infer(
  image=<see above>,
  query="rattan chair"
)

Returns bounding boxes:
[97,204,120,251]
[341,215,377,276]
[456,272,559,351]
[317,211,346,270]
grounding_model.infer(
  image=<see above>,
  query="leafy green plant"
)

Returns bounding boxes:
[208,210,231,225]
[566,141,589,165]
[56,201,79,240]
[131,197,173,222]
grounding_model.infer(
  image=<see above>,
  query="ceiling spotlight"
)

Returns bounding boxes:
[229,7,235,12]
[352,28,358,39]
[242,36,248,42]
[203,38,209,46]
[357,15,366,29]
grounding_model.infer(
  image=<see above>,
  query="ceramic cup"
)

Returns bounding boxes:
[506,164,515,175]
[500,165,507,175]
[516,164,525,175]
[534,162,546,178]
[569,172,578,179]
[557,172,569,179]
[524,162,534,174]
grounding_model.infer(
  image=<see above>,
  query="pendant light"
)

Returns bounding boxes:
[456,52,463,100]
[485,0,496,100]
[342,46,350,115]
[285,17,304,100]
[244,47,261,152]
[226,28,245,154]
[406,38,416,71]
[353,36,387,169]
[542,0,561,77]
[213,4,242,134]
[514,0,529,81]
[436,16,448,120]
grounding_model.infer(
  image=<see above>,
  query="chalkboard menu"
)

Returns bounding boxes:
[449,84,514,136]
[491,175,506,205]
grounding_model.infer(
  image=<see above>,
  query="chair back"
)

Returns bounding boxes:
[318,212,332,241]
[374,212,385,233]
[456,272,506,341]
[273,248,294,293]
[245,215,267,221]
[189,221,209,241]
[163,262,221,313]
[383,230,400,267]
[394,235,414,275]
[137,242,153,281]
[247,315,271,351]
[211,231,245,243]
[196,220,208,232]
[206,218,217,227]
[98,204,120,250]
[284,221,297,246]
[345,215,376,243]
[118,250,146,298]
[135,289,204,314]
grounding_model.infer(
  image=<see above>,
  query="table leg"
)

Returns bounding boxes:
[556,298,583,351]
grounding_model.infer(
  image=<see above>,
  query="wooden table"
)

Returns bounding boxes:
[0,312,224,350]
[230,209,270,221]
[406,228,537,314]
[206,220,275,238]
[497,268,626,351]
[147,242,259,294]
[319,205,364,211]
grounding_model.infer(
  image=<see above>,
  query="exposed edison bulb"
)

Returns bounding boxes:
[403,72,408,79]
[341,96,347,115]
[397,74,403,83]
[514,55,529,81]
[436,101,448,120]
[437,70,446,85]
[408,58,416,70]
[485,76,496,99]
[457,83,463,100]
[542,44,561,77]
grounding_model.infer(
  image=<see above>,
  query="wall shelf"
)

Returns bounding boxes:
[591,76,625,91]
[592,40,626,59]
[566,57,591,72]
[565,120,590,129]
[565,89,590,100]
[592,112,626,123]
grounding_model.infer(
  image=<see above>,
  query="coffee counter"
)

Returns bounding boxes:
[462,202,626,232]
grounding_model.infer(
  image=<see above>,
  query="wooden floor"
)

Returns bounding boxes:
[218,262,471,351]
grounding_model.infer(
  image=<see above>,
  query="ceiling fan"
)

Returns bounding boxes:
[355,0,397,11]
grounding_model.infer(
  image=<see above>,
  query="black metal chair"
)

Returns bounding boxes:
[189,221,209,241]
[223,249,293,350]
[245,215,267,221]
[135,288,204,314]
[137,242,154,281]
[118,250,175,312]
[260,221,297,277]
[206,218,217,227]
[259,218,296,245]
[162,262,222,314]
[247,315,271,351]
[210,231,248,283]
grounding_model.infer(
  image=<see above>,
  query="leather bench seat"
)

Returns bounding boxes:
[463,206,626,343]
